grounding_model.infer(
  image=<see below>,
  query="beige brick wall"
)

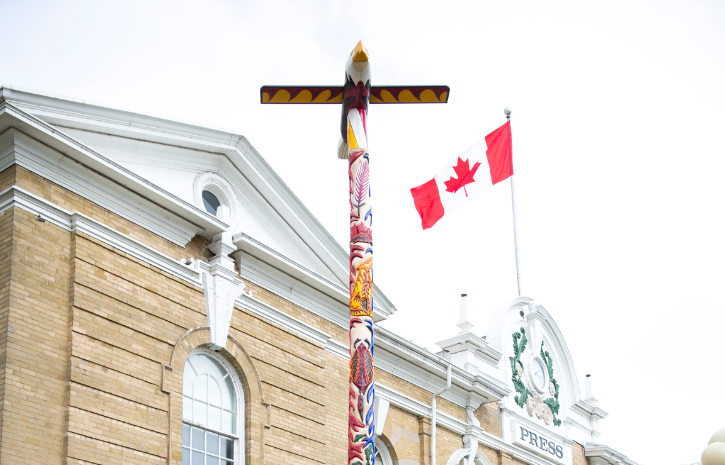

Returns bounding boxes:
[0,207,14,455]
[1,207,71,464]
[572,442,589,465]
[0,165,519,465]
[474,402,503,438]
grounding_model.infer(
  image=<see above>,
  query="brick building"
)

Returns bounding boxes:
[0,86,639,465]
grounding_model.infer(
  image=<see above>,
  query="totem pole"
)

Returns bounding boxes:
[261,41,449,465]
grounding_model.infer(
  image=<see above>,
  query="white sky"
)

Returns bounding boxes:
[2,1,724,463]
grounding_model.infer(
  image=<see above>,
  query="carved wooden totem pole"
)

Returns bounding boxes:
[261,41,449,465]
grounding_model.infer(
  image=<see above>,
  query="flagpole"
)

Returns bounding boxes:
[505,107,522,296]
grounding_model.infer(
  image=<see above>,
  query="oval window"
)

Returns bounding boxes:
[202,190,221,216]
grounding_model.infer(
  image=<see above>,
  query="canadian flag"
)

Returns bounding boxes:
[410,121,513,229]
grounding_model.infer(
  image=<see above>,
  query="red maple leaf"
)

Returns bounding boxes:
[444,157,481,196]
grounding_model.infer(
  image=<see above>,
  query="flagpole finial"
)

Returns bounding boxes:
[504,107,512,120]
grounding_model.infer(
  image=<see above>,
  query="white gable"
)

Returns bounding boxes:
[61,128,345,287]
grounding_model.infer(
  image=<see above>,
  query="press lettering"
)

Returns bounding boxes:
[539,438,548,452]
[529,432,538,446]
[520,428,529,442]
[556,445,564,458]
[548,441,556,455]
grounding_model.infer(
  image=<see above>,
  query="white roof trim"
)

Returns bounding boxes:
[584,443,641,465]
[0,85,396,317]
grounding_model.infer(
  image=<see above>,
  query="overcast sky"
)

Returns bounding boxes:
[2,1,724,463]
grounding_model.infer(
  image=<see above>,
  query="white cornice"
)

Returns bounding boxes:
[0,85,245,150]
[571,400,609,420]
[436,331,502,366]
[235,250,350,327]
[376,327,510,403]
[584,443,640,465]
[0,185,202,286]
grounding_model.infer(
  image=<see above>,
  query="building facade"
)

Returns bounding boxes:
[0,86,638,465]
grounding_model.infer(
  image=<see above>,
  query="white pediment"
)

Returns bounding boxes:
[60,127,346,288]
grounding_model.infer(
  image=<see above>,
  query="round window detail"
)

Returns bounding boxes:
[194,172,240,227]
[202,190,221,216]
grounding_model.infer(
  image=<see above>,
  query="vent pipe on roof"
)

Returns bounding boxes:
[456,294,473,332]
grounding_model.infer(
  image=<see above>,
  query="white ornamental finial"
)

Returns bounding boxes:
[584,374,598,405]
[456,294,474,332]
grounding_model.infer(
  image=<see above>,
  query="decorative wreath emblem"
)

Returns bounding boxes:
[509,328,562,427]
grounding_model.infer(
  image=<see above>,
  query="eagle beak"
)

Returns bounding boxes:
[351,40,369,62]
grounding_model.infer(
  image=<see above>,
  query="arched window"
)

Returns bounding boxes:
[374,437,395,465]
[182,350,243,465]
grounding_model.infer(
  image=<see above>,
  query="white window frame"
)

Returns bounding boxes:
[374,436,395,465]
[183,348,245,465]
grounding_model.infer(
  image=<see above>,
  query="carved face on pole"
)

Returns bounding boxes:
[339,41,371,159]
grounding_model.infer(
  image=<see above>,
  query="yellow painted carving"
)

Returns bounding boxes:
[397,90,419,103]
[290,90,313,103]
[378,90,398,103]
[347,119,359,149]
[262,92,271,103]
[350,257,373,316]
[269,89,291,103]
[311,90,332,103]
[327,93,343,103]
[419,89,440,103]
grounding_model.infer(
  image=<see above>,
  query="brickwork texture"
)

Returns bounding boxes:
[0,165,588,465]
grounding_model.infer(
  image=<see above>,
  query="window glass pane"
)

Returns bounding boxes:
[202,190,221,216]
[193,400,207,426]
[222,411,234,434]
[192,354,227,381]
[208,380,222,407]
[192,427,205,450]
[193,375,208,402]
[183,396,193,421]
[182,447,190,465]
[182,424,190,447]
[192,450,205,465]
[221,437,234,459]
[208,457,219,465]
[208,406,222,431]
[184,361,195,393]
[206,432,219,455]
[222,377,236,411]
